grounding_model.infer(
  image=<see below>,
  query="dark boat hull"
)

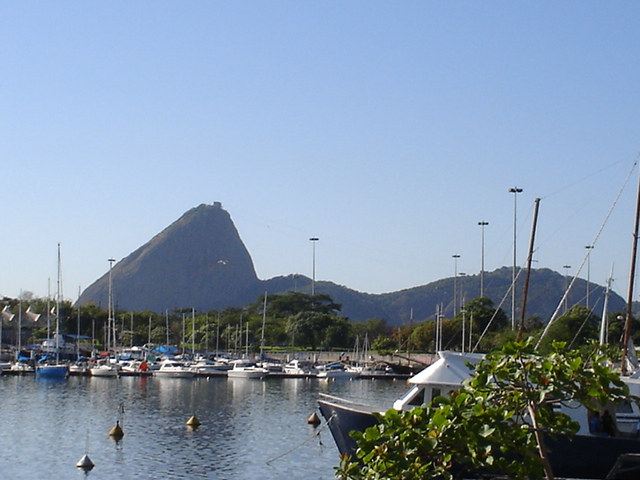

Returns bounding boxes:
[318,399,640,479]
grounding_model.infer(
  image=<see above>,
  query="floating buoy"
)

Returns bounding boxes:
[76,454,95,471]
[109,420,124,440]
[186,415,201,428]
[307,412,321,426]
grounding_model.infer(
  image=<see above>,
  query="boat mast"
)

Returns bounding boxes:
[56,243,61,363]
[77,285,81,361]
[622,170,640,375]
[107,258,115,356]
[518,198,540,341]
[17,297,22,360]
[600,264,614,346]
[47,278,51,343]
[245,320,249,358]
[260,292,267,358]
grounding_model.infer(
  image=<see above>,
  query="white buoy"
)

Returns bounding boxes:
[76,454,94,471]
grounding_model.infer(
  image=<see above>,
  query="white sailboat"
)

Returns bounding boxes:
[90,258,119,377]
[36,243,68,378]
[227,315,268,379]
[153,358,195,378]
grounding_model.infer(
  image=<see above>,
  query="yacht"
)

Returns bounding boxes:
[89,360,119,377]
[316,363,359,380]
[283,359,317,377]
[154,359,195,378]
[226,359,268,379]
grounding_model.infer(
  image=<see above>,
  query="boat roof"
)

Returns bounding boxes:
[408,351,484,386]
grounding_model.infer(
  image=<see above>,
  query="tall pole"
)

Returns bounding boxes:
[509,187,523,329]
[108,258,115,354]
[519,197,540,341]
[191,308,195,357]
[585,245,594,310]
[452,254,460,315]
[562,265,571,313]
[309,237,319,296]
[622,169,640,376]
[77,286,81,360]
[478,221,489,298]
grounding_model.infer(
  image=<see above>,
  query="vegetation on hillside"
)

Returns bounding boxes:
[0,289,637,357]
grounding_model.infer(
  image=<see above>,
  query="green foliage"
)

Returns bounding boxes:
[264,292,342,317]
[337,338,636,480]
[536,305,599,353]
[286,311,352,350]
[371,335,396,353]
[462,297,508,333]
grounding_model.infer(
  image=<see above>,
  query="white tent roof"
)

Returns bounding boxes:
[408,351,484,387]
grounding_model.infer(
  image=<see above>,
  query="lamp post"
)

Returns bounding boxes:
[562,264,571,313]
[452,254,460,316]
[478,221,489,298]
[309,237,319,296]
[585,245,594,310]
[509,187,523,329]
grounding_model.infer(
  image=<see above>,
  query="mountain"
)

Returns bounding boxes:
[77,202,263,312]
[77,203,628,325]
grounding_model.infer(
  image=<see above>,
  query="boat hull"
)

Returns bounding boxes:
[36,364,68,378]
[154,371,194,378]
[89,366,119,377]
[227,368,267,379]
[318,399,640,480]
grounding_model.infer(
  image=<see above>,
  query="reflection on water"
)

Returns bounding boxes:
[0,375,409,479]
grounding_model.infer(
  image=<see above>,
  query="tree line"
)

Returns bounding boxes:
[1,290,636,356]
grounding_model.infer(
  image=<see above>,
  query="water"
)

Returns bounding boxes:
[0,375,409,479]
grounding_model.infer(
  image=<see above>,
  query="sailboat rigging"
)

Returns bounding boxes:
[36,243,69,377]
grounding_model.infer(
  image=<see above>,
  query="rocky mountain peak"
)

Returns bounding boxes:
[77,202,261,312]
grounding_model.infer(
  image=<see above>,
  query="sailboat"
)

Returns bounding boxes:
[90,258,119,377]
[227,305,268,379]
[36,243,69,378]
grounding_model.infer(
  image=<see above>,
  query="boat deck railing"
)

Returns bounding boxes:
[318,393,384,413]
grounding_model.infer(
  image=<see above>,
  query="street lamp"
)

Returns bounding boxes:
[562,265,571,313]
[310,237,319,296]
[478,221,489,298]
[585,245,594,310]
[452,254,460,316]
[509,187,523,329]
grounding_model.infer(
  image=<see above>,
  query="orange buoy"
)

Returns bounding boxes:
[186,415,201,428]
[109,420,124,440]
[307,412,321,426]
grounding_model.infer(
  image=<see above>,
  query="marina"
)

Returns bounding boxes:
[0,370,408,479]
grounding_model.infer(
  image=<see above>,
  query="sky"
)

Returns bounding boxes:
[2,2,640,307]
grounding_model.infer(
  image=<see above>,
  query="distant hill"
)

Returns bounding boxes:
[77,203,628,325]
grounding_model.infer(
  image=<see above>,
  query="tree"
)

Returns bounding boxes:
[286,311,338,350]
[337,338,635,480]
[462,297,508,333]
[267,292,341,317]
[536,305,599,353]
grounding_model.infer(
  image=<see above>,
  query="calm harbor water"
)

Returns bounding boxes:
[0,374,409,479]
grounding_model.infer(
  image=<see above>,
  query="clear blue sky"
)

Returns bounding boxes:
[2,2,640,308]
